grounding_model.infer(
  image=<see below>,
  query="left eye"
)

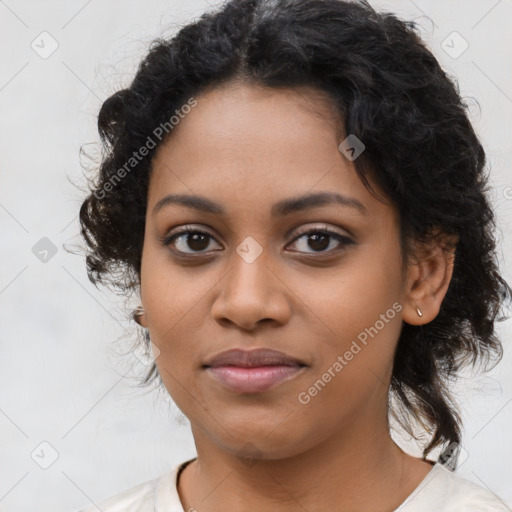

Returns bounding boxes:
[288,229,353,254]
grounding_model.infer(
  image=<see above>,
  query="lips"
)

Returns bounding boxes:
[203,348,306,369]
[203,348,307,393]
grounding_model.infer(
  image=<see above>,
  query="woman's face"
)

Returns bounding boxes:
[138,81,420,460]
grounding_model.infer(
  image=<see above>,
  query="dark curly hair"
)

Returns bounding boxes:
[78,0,511,464]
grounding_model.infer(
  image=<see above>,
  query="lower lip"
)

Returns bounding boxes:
[206,365,305,393]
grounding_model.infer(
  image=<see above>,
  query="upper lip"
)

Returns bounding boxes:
[203,348,307,368]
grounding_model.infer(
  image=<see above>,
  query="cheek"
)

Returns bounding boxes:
[290,254,402,344]
[293,314,402,432]
[292,249,403,392]
[139,250,211,384]
[140,244,213,333]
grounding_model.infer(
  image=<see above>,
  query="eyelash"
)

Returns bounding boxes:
[161,224,354,257]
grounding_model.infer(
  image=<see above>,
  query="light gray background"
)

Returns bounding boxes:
[0,1,511,510]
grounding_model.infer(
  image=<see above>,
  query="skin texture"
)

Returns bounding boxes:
[137,81,456,511]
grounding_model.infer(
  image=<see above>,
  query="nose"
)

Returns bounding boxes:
[210,252,292,331]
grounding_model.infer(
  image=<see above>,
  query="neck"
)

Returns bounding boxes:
[178,412,433,512]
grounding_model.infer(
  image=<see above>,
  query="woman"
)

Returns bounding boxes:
[77,0,511,510]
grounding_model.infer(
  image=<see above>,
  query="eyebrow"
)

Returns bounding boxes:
[152,191,368,217]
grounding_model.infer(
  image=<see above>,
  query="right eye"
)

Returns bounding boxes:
[162,226,222,255]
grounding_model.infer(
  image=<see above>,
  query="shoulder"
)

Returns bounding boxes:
[397,463,511,512]
[76,476,160,512]
[74,460,188,512]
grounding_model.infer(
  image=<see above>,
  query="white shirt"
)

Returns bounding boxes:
[77,458,511,511]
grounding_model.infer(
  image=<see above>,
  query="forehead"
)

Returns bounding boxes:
[148,82,391,221]
[152,81,342,166]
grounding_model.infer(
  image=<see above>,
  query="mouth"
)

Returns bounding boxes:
[204,365,306,393]
[202,348,307,394]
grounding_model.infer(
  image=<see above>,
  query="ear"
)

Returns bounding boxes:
[402,229,458,326]
[133,306,148,328]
